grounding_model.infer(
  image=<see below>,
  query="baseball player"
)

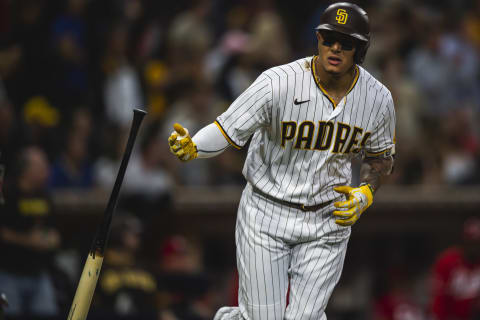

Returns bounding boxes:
[168,2,395,320]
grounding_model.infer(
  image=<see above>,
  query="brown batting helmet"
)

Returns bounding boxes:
[315,2,370,64]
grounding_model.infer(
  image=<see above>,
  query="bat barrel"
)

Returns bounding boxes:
[66,251,104,320]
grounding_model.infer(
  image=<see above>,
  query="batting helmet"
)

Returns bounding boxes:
[315,2,370,64]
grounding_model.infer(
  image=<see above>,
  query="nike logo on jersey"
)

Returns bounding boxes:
[294,98,310,105]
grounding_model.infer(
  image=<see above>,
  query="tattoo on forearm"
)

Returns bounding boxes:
[360,157,394,193]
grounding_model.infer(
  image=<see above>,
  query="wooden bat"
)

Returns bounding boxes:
[67,108,147,320]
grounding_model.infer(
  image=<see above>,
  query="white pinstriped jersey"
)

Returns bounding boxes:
[216,56,395,205]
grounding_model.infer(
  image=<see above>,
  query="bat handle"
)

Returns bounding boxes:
[133,108,147,122]
[92,108,147,255]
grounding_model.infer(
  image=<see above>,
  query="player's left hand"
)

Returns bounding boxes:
[332,184,374,227]
[168,123,198,162]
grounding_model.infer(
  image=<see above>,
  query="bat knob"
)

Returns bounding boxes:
[133,108,147,115]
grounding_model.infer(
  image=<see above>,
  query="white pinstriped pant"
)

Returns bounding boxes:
[214,183,350,320]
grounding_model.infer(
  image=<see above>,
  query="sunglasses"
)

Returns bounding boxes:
[320,31,356,51]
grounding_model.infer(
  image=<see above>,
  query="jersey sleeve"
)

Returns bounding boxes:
[364,91,396,157]
[215,73,273,149]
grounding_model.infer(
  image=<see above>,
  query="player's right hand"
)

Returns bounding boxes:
[168,123,198,162]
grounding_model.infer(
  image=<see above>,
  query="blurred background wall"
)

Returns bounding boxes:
[0,0,480,319]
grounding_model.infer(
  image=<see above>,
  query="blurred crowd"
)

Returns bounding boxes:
[1,0,480,195]
[1,0,480,319]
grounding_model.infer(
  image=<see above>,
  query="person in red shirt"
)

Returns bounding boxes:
[373,265,425,320]
[430,217,480,320]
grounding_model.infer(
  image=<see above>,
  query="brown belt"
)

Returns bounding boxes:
[251,185,332,212]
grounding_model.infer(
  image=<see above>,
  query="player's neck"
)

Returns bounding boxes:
[316,61,357,94]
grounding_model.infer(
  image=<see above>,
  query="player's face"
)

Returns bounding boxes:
[316,31,356,75]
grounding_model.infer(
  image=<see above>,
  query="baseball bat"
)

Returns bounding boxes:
[67,108,147,320]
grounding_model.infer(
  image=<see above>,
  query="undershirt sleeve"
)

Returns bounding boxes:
[192,123,230,158]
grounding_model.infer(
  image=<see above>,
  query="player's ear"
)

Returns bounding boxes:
[316,31,322,42]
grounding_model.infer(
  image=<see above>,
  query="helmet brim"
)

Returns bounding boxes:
[315,24,369,42]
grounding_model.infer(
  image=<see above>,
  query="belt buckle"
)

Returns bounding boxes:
[301,204,307,212]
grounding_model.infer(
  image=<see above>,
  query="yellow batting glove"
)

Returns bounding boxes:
[332,184,374,227]
[168,123,198,162]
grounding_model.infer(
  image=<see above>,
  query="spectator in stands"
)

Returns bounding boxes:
[0,80,15,167]
[5,0,51,111]
[121,122,173,213]
[103,21,143,130]
[440,108,479,185]
[463,0,480,50]
[379,54,429,185]
[162,81,224,186]
[158,235,203,275]
[373,266,425,320]
[21,95,61,160]
[430,217,480,320]
[156,235,215,320]
[407,22,454,116]
[49,128,94,189]
[0,146,61,318]
[143,60,170,121]
[165,0,213,98]
[94,124,128,190]
[437,19,480,108]
[50,0,89,109]
[92,213,158,320]
[0,81,14,202]
[167,0,212,58]
[247,0,292,67]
